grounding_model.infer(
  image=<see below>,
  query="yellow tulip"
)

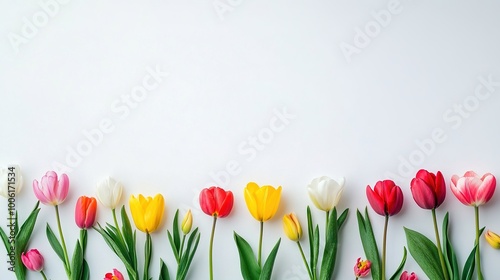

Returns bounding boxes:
[244,182,282,222]
[283,213,302,241]
[181,210,193,234]
[129,194,165,233]
[485,230,500,249]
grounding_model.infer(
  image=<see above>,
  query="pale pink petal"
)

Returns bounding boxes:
[476,174,496,205]
[464,170,480,178]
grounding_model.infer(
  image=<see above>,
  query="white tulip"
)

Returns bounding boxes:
[0,165,23,198]
[96,176,123,209]
[307,176,345,211]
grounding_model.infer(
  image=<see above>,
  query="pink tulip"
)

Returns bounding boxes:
[400,271,418,280]
[33,171,69,206]
[354,257,371,278]
[450,171,496,206]
[21,249,44,272]
[75,196,97,229]
[410,169,446,209]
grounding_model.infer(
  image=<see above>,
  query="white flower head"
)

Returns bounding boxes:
[0,165,23,198]
[96,176,123,209]
[307,176,345,212]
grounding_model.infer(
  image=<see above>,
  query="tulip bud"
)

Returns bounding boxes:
[0,165,23,198]
[400,271,418,280]
[307,176,345,212]
[96,177,123,209]
[181,210,193,235]
[283,213,302,241]
[485,230,500,249]
[75,196,97,229]
[21,249,44,272]
[354,257,371,278]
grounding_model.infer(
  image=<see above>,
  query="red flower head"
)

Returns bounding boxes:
[366,180,404,216]
[410,169,446,209]
[199,186,234,218]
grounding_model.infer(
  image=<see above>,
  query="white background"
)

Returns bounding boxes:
[1,0,500,279]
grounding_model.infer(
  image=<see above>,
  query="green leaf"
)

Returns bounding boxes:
[319,208,339,280]
[259,239,281,280]
[442,212,459,280]
[461,245,477,280]
[234,232,260,280]
[307,206,317,279]
[81,260,90,280]
[159,259,171,280]
[16,203,40,252]
[121,206,138,272]
[173,210,181,252]
[167,231,180,263]
[178,228,200,280]
[70,241,83,280]
[389,247,407,280]
[46,223,66,264]
[405,227,443,279]
[356,208,381,280]
[337,208,349,229]
[0,227,9,254]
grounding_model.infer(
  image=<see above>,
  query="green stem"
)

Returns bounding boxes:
[80,229,87,257]
[209,216,217,280]
[40,270,48,280]
[178,234,187,264]
[475,206,483,280]
[55,205,71,277]
[144,233,152,280]
[112,208,125,245]
[432,209,449,280]
[258,221,264,267]
[382,215,388,280]
[325,210,330,239]
[297,241,313,280]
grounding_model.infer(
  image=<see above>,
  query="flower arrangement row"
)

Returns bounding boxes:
[0,166,498,280]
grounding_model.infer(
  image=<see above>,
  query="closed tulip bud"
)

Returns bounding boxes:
[485,230,500,249]
[0,165,23,198]
[283,213,302,241]
[410,169,446,209]
[75,196,97,229]
[366,180,404,216]
[32,171,69,206]
[354,257,371,278]
[21,249,44,272]
[450,171,496,206]
[308,176,344,212]
[129,194,165,233]
[96,177,123,209]
[199,186,234,218]
[244,182,282,222]
[181,210,193,234]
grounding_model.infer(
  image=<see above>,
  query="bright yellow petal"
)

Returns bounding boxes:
[129,195,146,232]
[244,182,260,221]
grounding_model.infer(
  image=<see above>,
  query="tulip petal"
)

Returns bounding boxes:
[476,174,496,205]
[366,186,385,216]
[410,178,436,209]
[244,183,259,220]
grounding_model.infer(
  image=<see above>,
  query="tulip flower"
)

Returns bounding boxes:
[450,171,496,280]
[283,213,302,241]
[283,213,313,279]
[181,210,193,235]
[410,169,446,210]
[199,186,234,280]
[129,193,165,280]
[21,249,48,280]
[450,171,496,207]
[129,194,165,233]
[244,182,282,267]
[410,169,448,280]
[485,230,500,249]
[199,186,234,218]
[96,177,123,210]
[400,271,418,280]
[366,180,403,217]
[366,180,403,280]
[32,171,69,206]
[244,182,282,222]
[33,171,71,277]
[104,269,124,280]
[0,165,23,198]
[75,196,97,229]
[307,176,344,212]
[354,257,371,279]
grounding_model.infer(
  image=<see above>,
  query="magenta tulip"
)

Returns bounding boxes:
[366,180,404,216]
[21,249,44,272]
[410,169,446,209]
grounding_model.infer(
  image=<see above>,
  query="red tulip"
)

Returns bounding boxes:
[450,171,496,206]
[400,271,418,280]
[75,196,97,229]
[199,186,234,218]
[410,169,446,209]
[366,180,403,216]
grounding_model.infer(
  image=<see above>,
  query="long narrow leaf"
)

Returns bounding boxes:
[178,228,200,280]
[389,247,407,280]
[442,212,459,280]
[159,259,171,280]
[259,239,281,280]
[173,210,181,253]
[307,206,317,279]
[234,232,260,280]
[356,208,381,280]
[319,208,338,280]
[337,208,349,229]
[405,228,443,279]
[46,223,65,264]
[70,241,83,280]
[461,245,477,280]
